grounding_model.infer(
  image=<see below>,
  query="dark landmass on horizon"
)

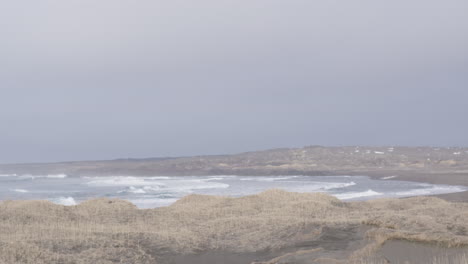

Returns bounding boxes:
[1,145,468,177]
[3,145,468,202]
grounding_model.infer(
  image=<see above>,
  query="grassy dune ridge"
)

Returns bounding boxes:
[1,190,468,263]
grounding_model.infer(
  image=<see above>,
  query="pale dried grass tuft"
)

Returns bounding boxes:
[1,190,468,263]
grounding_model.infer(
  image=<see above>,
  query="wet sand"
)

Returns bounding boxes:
[379,240,468,264]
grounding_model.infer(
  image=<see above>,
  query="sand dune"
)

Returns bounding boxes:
[1,190,468,263]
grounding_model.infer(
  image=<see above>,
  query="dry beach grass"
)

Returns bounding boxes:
[1,190,468,263]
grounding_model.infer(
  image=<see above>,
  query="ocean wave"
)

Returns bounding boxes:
[321,181,356,190]
[51,197,77,206]
[19,174,68,180]
[239,176,299,182]
[119,186,162,194]
[45,174,68,178]
[11,189,29,193]
[87,176,230,193]
[87,176,168,186]
[83,176,170,180]
[394,185,467,197]
[204,177,226,181]
[165,180,229,192]
[286,181,356,193]
[334,189,383,200]
[126,186,148,194]
[0,174,17,177]
[204,176,235,181]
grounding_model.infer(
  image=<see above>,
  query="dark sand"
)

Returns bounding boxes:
[379,240,468,264]
[172,251,273,264]
[171,226,371,264]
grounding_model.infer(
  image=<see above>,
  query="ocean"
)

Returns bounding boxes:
[0,174,466,208]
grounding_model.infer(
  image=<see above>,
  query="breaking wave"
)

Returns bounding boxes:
[19,174,68,180]
[119,186,162,194]
[87,176,230,194]
[239,176,299,182]
[290,181,357,193]
[394,185,467,197]
[2,174,466,209]
[381,175,398,180]
[0,174,17,177]
[335,189,383,200]
[51,197,77,206]
[11,189,29,193]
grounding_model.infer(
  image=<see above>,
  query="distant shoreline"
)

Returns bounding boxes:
[342,169,468,202]
[2,146,468,204]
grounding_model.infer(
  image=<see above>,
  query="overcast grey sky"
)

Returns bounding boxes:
[1,0,467,163]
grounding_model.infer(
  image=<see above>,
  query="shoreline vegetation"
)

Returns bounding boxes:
[1,146,468,263]
[1,190,468,264]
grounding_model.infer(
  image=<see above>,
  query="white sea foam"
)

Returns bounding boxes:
[165,179,229,192]
[204,177,226,181]
[0,174,17,177]
[127,186,147,194]
[335,189,383,200]
[321,181,356,190]
[119,186,162,194]
[239,176,299,182]
[11,189,29,193]
[47,174,68,178]
[88,176,229,193]
[204,176,234,181]
[87,176,167,186]
[3,174,467,209]
[381,175,398,180]
[394,185,466,197]
[19,174,68,180]
[289,181,356,193]
[52,197,77,206]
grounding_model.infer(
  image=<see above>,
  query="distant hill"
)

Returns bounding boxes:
[1,146,468,176]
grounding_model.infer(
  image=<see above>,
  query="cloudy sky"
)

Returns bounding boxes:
[1,0,467,163]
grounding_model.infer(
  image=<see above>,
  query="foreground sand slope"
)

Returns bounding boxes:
[1,190,468,264]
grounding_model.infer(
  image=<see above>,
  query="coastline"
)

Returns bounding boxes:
[2,147,468,263]
[351,170,468,202]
